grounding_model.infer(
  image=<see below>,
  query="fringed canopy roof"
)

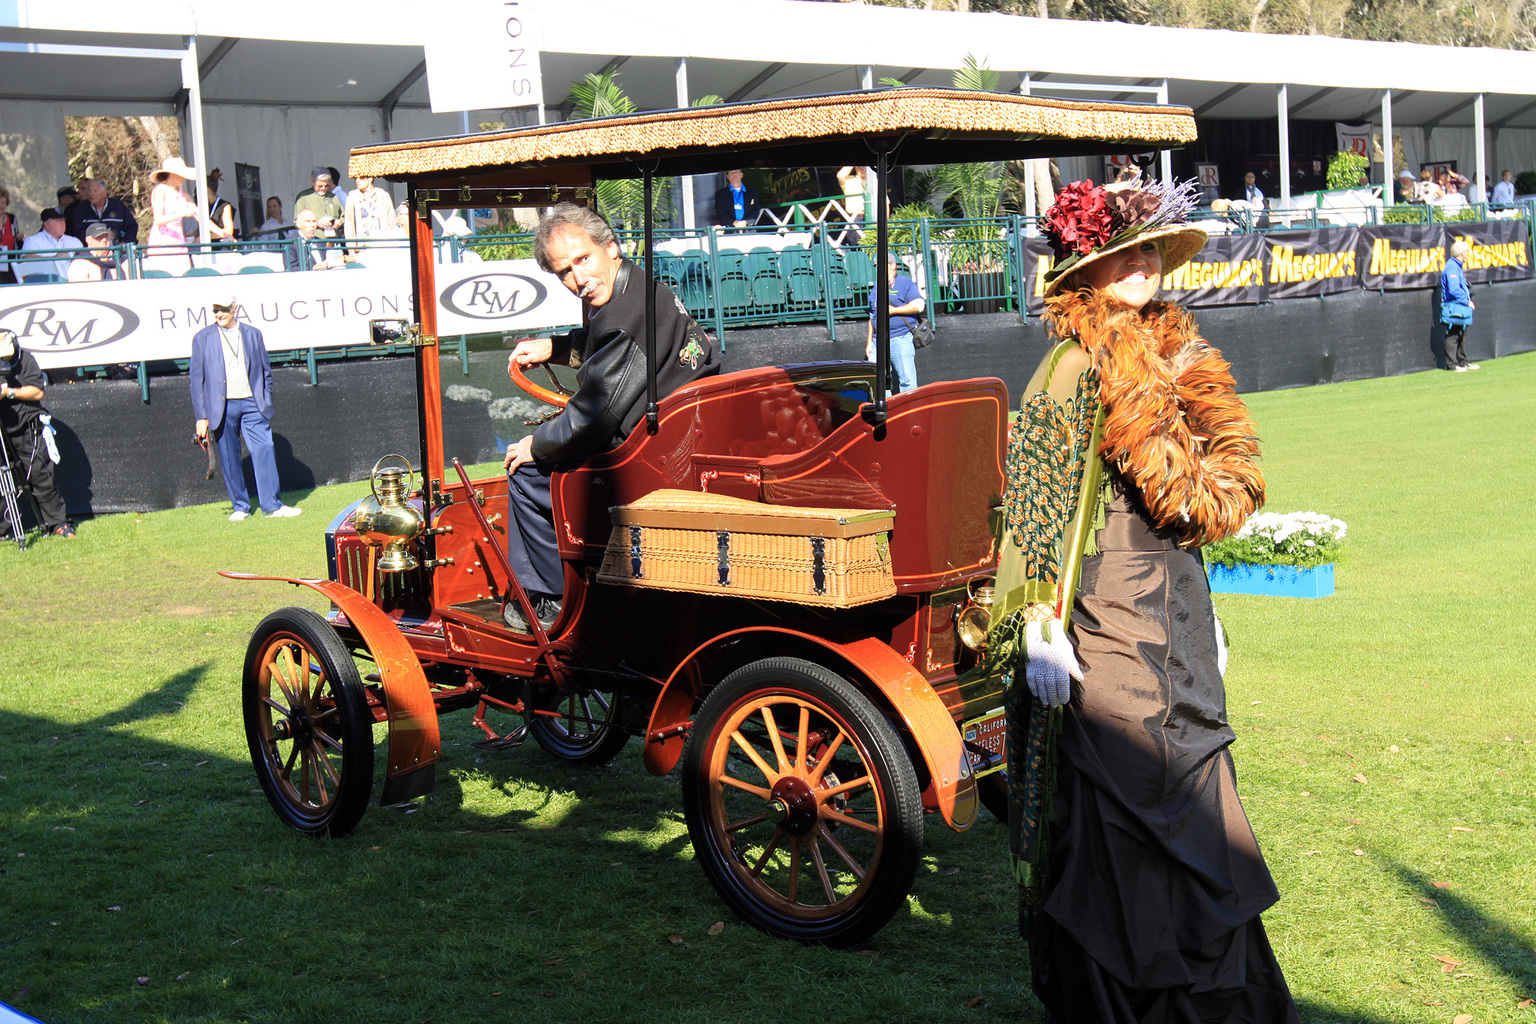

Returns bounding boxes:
[350,87,1197,182]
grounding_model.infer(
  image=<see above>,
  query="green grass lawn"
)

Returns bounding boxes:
[2,357,1534,1024]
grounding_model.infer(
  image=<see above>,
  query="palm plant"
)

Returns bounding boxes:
[931,57,1008,260]
[568,70,672,231]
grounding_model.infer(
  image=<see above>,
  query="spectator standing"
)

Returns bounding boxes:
[285,210,339,271]
[189,294,302,520]
[342,176,394,256]
[1491,170,1516,206]
[327,167,348,210]
[19,208,82,281]
[0,329,72,538]
[67,179,139,245]
[863,251,924,393]
[0,186,20,285]
[146,157,200,274]
[56,185,81,224]
[294,168,343,237]
[1415,169,1444,204]
[1397,170,1419,204]
[206,169,238,243]
[712,169,760,229]
[1439,239,1478,372]
[837,165,870,244]
[67,224,124,282]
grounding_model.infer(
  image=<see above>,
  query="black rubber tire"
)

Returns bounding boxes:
[243,607,374,837]
[527,685,629,763]
[681,657,923,946]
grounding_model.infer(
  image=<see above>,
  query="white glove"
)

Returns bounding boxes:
[1213,610,1229,678]
[1025,618,1083,707]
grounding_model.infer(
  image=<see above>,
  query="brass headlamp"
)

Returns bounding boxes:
[352,454,427,573]
[956,577,996,652]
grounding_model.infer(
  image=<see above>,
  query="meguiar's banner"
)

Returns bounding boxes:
[1262,229,1361,299]
[1160,233,1266,307]
[1022,233,1268,313]
[1448,219,1534,284]
[1357,225,1445,290]
[1021,237,1055,318]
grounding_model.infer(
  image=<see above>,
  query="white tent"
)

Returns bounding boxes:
[5,0,1536,230]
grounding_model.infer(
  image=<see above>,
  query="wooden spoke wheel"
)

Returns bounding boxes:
[681,658,922,946]
[527,685,629,763]
[243,608,374,837]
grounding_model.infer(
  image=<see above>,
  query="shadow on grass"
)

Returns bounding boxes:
[89,662,211,730]
[9,693,1443,1024]
[1385,856,1536,995]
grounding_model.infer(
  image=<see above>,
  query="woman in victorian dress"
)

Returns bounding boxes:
[990,178,1299,1023]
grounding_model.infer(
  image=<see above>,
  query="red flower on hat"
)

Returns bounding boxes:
[1043,181,1114,257]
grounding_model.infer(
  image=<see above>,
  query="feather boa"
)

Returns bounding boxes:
[1043,287,1265,547]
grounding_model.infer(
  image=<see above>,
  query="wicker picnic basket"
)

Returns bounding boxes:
[595,489,896,608]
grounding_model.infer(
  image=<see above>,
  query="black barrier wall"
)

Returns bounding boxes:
[40,274,1536,518]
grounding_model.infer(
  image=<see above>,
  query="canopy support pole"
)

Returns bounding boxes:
[1381,89,1395,205]
[676,58,695,230]
[1020,74,1037,236]
[863,143,891,427]
[180,36,212,254]
[1277,83,1292,206]
[644,169,658,434]
[1157,79,1172,183]
[1474,93,1487,203]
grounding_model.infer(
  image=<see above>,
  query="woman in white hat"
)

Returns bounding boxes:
[991,179,1298,1022]
[146,156,200,274]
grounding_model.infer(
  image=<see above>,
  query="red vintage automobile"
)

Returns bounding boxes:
[227,88,1197,945]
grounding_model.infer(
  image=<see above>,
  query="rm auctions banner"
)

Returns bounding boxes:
[0,259,582,371]
[1262,229,1361,300]
[1357,225,1446,290]
[1448,219,1534,284]
[1160,234,1266,307]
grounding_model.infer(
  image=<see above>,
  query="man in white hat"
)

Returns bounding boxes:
[189,293,302,520]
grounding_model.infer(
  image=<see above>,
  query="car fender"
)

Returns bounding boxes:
[221,573,440,805]
[645,626,979,831]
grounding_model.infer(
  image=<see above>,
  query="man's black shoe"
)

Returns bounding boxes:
[501,593,561,634]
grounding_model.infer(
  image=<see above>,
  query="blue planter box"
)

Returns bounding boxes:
[1208,562,1334,598]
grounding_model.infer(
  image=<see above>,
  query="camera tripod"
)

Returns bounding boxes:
[0,423,31,551]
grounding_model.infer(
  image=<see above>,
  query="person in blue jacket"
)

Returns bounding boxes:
[864,252,925,392]
[1439,239,1478,372]
[190,294,303,520]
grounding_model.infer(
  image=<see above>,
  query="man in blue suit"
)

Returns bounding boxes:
[190,293,302,520]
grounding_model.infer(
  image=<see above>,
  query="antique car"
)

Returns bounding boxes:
[227,87,1197,945]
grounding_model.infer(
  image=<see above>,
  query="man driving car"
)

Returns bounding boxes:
[500,203,718,634]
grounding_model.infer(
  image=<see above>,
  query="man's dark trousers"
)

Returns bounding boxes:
[506,462,562,598]
[215,397,281,515]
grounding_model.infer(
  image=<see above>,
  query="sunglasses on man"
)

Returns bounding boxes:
[212,304,235,313]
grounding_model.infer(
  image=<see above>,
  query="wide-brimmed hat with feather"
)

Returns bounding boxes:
[1041,178,1207,296]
